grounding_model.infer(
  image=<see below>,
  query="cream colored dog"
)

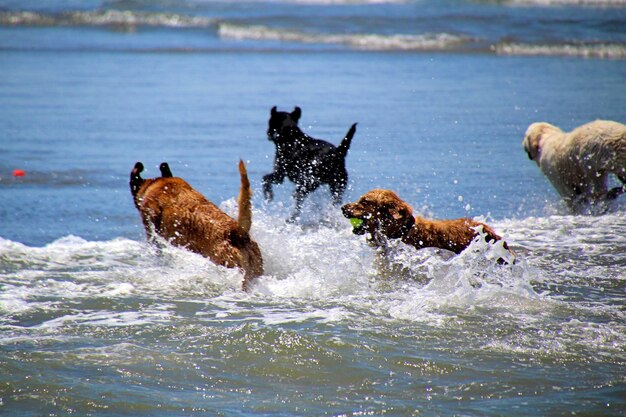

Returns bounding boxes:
[522,120,626,211]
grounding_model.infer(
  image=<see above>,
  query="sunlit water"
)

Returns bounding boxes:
[1,0,625,415]
[1,207,625,416]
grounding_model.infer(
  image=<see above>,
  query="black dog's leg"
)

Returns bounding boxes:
[329,179,347,207]
[262,172,284,202]
[329,171,348,206]
[288,185,312,223]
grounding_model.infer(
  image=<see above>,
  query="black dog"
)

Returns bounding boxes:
[263,106,357,221]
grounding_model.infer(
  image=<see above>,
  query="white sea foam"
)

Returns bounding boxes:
[256,0,408,3]
[198,0,408,3]
[224,201,553,327]
[218,23,473,51]
[493,42,626,59]
[504,0,626,6]
[1,206,624,360]
[0,209,533,315]
[0,10,215,28]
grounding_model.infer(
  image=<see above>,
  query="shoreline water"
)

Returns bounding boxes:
[1,0,625,415]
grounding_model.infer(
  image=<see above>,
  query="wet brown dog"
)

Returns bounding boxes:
[130,160,263,290]
[342,189,515,267]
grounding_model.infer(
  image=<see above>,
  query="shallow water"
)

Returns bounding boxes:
[1,0,625,415]
[1,209,625,416]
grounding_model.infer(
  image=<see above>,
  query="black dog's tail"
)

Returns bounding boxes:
[337,123,357,159]
[130,162,145,198]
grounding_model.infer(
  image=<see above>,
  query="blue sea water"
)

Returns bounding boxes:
[1,0,625,416]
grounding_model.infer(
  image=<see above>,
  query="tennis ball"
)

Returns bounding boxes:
[349,217,363,228]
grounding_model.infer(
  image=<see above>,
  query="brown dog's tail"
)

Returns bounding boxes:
[130,162,145,202]
[237,159,253,233]
[337,123,357,159]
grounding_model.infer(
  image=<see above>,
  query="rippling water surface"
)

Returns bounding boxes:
[1,210,625,415]
[1,0,625,415]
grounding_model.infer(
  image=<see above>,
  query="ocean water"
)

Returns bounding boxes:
[1,0,625,416]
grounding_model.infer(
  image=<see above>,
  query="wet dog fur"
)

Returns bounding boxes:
[263,106,357,221]
[522,119,626,212]
[130,160,262,290]
[342,189,515,271]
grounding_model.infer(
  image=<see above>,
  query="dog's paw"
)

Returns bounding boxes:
[607,186,625,200]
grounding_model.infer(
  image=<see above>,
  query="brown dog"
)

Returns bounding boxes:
[342,189,515,265]
[130,160,263,290]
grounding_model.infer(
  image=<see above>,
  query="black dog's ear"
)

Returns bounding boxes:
[291,107,302,122]
[271,106,277,116]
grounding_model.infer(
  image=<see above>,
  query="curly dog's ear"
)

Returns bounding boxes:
[291,106,302,122]
[523,123,545,161]
[387,204,406,221]
[130,162,145,199]
[386,197,413,221]
[379,201,414,238]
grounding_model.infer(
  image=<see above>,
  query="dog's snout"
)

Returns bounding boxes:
[267,129,279,141]
[341,204,352,217]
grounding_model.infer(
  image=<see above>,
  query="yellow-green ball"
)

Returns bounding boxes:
[349,217,363,228]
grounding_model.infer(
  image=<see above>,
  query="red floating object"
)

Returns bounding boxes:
[12,169,26,177]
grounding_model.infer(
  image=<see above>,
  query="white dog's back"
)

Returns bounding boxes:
[567,120,626,164]
[523,119,626,210]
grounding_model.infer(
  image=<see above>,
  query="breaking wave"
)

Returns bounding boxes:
[2,9,624,59]
[493,41,626,59]
[501,0,626,6]
[244,0,410,3]
[217,23,474,51]
[1,204,625,373]
[0,10,216,29]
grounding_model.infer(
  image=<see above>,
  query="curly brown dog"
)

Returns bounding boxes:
[130,160,263,291]
[342,189,515,266]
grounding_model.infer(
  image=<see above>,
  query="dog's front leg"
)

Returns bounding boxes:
[262,174,274,201]
[262,172,284,202]
[288,185,311,222]
[604,173,626,200]
[329,179,347,206]
[606,186,625,200]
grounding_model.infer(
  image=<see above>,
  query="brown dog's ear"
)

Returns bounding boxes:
[387,201,412,221]
[159,162,173,178]
[389,206,403,221]
[291,107,302,122]
[130,161,145,200]
[379,203,414,239]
